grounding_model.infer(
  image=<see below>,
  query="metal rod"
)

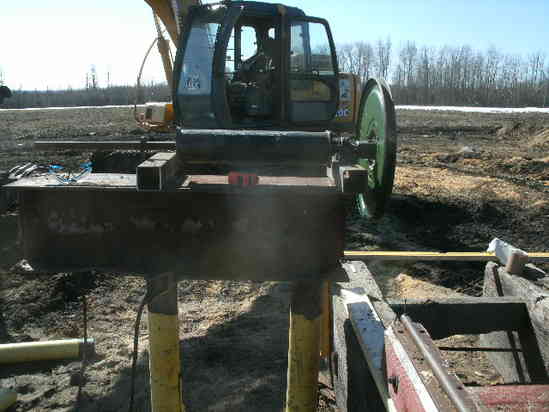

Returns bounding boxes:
[400,315,478,412]
[34,140,176,151]
[285,281,322,412]
[438,346,523,353]
[344,250,549,262]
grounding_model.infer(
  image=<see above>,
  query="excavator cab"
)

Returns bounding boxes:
[173,1,339,130]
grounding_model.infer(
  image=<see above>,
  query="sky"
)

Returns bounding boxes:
[1,0,548,91]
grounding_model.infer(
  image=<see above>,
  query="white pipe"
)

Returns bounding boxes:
[0,388,17,411]
[0,338,94,364]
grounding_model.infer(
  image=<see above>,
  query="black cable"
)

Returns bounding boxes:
[76,289,88,406]
[128,290,151,412]
[128,279,171,412]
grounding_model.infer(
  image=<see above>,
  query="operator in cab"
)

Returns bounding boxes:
[0,86,12,105]
[229,25,279,121]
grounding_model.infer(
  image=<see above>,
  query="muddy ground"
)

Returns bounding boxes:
[0,106,548,411]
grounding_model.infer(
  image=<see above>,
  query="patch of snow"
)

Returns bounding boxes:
[0,104,135,112]
[397,105,549,114]
[1,103,548,114]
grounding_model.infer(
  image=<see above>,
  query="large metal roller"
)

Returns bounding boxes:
[176,128,332,164]
[354,79,397,219]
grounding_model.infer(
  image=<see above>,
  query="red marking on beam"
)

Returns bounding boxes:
[385,330,435,411]
[469,385,549,411]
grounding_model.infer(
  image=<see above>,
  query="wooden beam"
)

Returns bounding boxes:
[332,263,387,412]
[388,297,528,339]
[481,262,549,383]
[344,250,549,262]
[346,292,391,410]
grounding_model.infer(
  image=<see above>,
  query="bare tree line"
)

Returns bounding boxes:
[1,84,170,109]
[2,41,549,108]
[0,65,171,109]
[338,40,549,107]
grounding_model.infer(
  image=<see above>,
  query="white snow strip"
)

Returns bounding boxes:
[1,103,548,114]
[397,105,549,114]
[0,104,135,112]
[0,104,549,114]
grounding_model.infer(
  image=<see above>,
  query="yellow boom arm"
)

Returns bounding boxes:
[144,0,201,45]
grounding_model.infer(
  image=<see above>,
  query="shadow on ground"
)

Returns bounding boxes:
[73,283,291,412]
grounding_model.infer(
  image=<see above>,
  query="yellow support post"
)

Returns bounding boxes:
[319,281,331,359]
[147,275,184,412]
[285,281,322,412]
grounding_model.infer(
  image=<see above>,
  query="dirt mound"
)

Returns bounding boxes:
[388,273,465,299]
[528,127,549,150]
[496,118,549,139]
[1,107,548,411]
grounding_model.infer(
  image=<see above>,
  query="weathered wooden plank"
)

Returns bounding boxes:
[388,297,528,339]
[332,262,386,412]
[0,170,16,213]
[481,262,549,383]
[346,292,390,410]
[338,261,384,298]
[338,261,396,327]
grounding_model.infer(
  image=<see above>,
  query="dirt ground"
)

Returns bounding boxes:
[0,106,548,411]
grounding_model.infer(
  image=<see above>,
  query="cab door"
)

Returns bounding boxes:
[174,5,241,129]
[287,18,339,126]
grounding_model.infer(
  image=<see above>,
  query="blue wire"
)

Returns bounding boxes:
[49,162,92,184]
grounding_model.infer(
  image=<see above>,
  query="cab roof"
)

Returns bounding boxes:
[227,1,306,18]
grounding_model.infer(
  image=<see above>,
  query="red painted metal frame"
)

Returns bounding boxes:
[385,328,436,412]
[470,385,549,411]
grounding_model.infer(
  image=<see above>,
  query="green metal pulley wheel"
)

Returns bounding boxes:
[355,78,397,219]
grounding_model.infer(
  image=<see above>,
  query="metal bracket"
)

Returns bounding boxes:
[136,152,181,191]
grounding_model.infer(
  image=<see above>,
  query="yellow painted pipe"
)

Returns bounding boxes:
[0,338,94,364]
[344,250,549,262]
[0,388,17,411]
[148,312,183,412]
[147,276,184,412]
[285,281,322,412]
[319,281,331,359]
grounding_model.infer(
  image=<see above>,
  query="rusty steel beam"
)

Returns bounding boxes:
[11,175,345,281]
